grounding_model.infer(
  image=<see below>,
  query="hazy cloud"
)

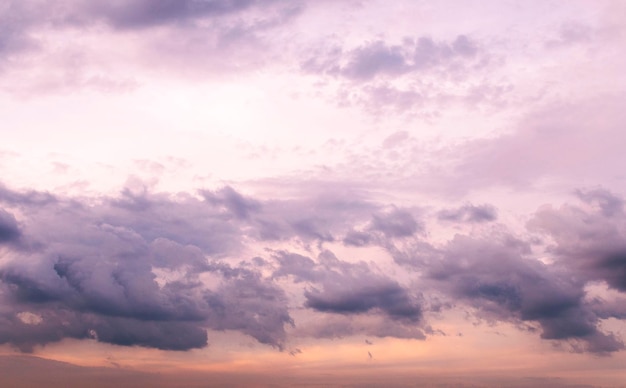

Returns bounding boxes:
[304,35,482,81]
[437,204,497,223]
[202,185,261,220]
[575,188,624,217]
[450,98,626,192]
[370,208,420,238]
[86,0,262,30]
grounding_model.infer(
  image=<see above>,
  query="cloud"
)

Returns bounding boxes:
[0,209,20,244]
[529,190,626,293]
[437,204,497,223]
[370,208,420,238]
[0,184,292,351]
[86,0,262,30]
[0,0,285,33]
[305,281,422,322]
[304,35,481,81]
[301,34,498,116]
[247,189,378,243]
[202,185,261,220]
[0,0,301,94]
[0,184,57,206]
[342,230,372,247]
[343,207,420,246]
[274,249,423,326]
[384,222,625,354]
[338,41,408,80]
[204,269,293,349]
[1,181,625,355]
[418,233,624,354]
[449,97,626,192]
[272,252,319,282]
[575,188,624,217]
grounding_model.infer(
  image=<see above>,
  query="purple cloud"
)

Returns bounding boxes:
[0,209,20,244]
[437,204,497,223]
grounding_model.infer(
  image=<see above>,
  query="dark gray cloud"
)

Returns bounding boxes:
[0,209,20,244]
[342,229,372,247]
[0,184,57,206]
[0,184,292,352]
[273,249,423,327]
[87,0,260,29]
[575,188,624,217]
[204,270,293,349]
[412,233,623,354]
[342,208,420,247]
[272,252,319,282]
[0,0,285,33]
[86,316,209,351]
[305,281,422,322]
[202,185,261,220]
[437,204,497,223]
[371,208,420,238]
[290,218,335,242]
[1,181,626,355]
[529,191,626,293]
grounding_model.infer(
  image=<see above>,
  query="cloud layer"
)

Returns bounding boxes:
[0,183,624,355]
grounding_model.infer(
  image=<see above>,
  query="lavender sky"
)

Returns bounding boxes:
[1,0,626,387]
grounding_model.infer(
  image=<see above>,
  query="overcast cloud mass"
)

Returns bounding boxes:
[1,0,626,387]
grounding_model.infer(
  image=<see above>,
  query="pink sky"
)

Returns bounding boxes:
[1,1,626,386]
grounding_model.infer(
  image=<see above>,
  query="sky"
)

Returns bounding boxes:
[1,0,626,386]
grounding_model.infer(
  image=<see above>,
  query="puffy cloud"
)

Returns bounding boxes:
[304,281,421,322]
[0,184,292,351]
[529,190,626,293]
[1,181,626,355]
[273,249,423,332]
[395,231,624,354]
[301,33,498,116]
[204,270,293,349]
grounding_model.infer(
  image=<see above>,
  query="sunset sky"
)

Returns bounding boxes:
[1,0,626,386]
